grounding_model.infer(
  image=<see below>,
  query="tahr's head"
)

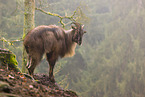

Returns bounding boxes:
[72,22,86,45]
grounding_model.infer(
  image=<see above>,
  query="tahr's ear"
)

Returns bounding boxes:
[71,25,76,29]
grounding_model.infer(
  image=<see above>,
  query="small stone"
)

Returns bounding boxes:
[29,85,33,89]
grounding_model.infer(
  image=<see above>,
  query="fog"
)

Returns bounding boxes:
[0,0,145,96]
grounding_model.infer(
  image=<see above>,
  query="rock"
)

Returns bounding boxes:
[0,65,78,97]
[0,93,21,97]
[0,81,11,93]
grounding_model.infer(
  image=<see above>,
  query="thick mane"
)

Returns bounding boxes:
[63,29,77,57]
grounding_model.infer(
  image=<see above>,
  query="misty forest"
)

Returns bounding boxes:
[1,0,145,97]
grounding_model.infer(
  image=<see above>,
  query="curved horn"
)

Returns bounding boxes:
[72,22,81,27]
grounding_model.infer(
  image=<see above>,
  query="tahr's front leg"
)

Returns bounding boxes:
[46,52,57,83]
[48,61,56,82]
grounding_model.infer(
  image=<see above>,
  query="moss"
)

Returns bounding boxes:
[7,53,21,72]
[0,48,21,72]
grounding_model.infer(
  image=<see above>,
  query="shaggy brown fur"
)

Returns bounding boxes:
[23,22,86,82]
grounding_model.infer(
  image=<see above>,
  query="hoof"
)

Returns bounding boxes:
[48,77,55,83]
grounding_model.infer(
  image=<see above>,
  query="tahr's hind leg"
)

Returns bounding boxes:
[27,52,43,76]
[26,54,32,68]
[28,61,36,75]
